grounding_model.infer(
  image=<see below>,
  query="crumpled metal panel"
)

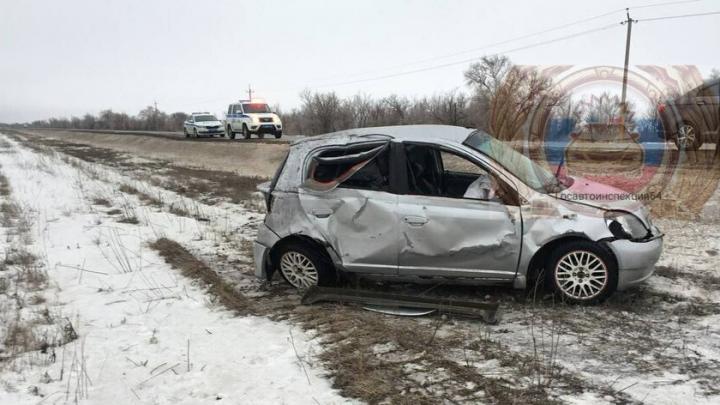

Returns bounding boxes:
[397,197,521,278]
[297,188,399,274]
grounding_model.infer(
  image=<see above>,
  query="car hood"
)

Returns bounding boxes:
[196,121,223,126]
[556,176,643,213]
[251,113,279,120]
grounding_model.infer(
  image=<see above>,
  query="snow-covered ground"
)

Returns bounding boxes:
[0,134,351,404]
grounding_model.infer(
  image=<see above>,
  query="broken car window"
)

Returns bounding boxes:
[304,142,390,192]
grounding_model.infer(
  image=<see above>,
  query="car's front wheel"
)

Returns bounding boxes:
[546,241,618,304]
[242,125,251,139]
[274,243,336,289]
[227,126,235,140]
[274,131,282,139]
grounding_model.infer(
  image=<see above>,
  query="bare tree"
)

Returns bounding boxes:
[466,56,560,141]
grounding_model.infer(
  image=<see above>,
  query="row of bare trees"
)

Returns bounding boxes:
[6,106,188,132]
[280,90,476,135]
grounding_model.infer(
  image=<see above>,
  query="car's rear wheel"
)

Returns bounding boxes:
[546,241,617,304]
[274,243,336,289]
[227,126,235,140]
[675,121,702,150]
[242,125,251,139]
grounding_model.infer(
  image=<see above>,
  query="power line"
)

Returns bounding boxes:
[632,0,700,10]
[309,0,700,86]
[639,10,720,22]
[316,23,619,88]
[309,9,624,86]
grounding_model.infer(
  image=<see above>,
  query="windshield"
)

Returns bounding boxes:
[463,130,571,193]
[242,103,271,113]
[194,115,217,122]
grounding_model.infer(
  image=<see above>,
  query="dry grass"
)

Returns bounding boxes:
[149,238,255,315]
[17,129,288,178]
[91,197,112,207]
[0,173,9,197]
[154,166,264,205]
[8,132,266,207]
[117,216,139,225]
[118,184,163,207]
[3,323,38,356]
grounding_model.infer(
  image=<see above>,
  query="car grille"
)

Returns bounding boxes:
[206,126,219,130]
[259,118,273,123]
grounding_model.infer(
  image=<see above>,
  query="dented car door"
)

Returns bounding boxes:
[397,143,522,279]
[298,141,400,275]
[397,196,521,279]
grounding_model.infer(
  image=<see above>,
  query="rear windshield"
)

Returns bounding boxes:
[194,115,217,122]
[243,103,271,113]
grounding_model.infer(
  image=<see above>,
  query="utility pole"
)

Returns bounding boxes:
[247,84,254,101]
[620,9,637,128]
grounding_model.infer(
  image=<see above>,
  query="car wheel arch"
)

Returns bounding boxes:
[268,234,339,281]
[524,234,618,290]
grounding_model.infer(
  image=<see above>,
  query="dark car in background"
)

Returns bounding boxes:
[658,79,720,150]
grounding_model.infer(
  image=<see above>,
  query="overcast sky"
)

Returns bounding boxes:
[1,0,718,122]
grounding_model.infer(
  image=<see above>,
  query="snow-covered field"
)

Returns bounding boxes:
[0,134,351,404]
[1,130,719,405]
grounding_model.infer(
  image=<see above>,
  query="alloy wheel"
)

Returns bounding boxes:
[554,250,608,300]
[279,251,318,288]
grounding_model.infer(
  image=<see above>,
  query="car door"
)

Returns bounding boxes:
[298,141,400,275]
[397,143,522,280]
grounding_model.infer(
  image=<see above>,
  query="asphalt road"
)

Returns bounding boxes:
[28,128,305,144]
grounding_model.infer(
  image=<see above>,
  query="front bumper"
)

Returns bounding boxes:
[249,123,282,134]
[197,127,224,134]
[607,231,663,290]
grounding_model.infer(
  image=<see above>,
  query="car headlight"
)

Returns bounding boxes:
[604,210,649,240]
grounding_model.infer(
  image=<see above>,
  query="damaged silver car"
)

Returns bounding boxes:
[254,125,663,303]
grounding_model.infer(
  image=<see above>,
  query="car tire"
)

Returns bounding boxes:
[545,240,618,304]
[273,242,336,289]
[257,132,265,140]
[227,126,235,140]
[242,125,251,139]
[674,121,702,151]
[184,128,189,138]
[274,131,282,139]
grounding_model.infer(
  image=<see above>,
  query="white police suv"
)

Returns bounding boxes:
[225,100,282,139]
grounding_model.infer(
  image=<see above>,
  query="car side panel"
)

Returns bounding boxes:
[397,195,521,279]
[297,187,400,274]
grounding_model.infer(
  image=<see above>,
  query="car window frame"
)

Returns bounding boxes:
[301,140,401,194]
[398,141,521,206]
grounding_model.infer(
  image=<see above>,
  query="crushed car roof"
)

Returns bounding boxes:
[291,125,476,146]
